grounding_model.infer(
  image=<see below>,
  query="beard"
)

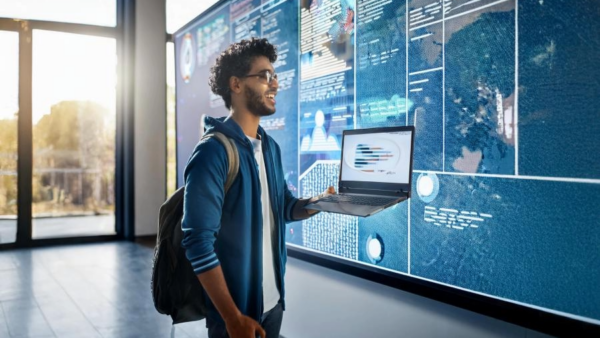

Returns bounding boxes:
[245,86,276,117]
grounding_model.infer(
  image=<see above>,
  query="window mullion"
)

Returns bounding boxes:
[16,21,33,245]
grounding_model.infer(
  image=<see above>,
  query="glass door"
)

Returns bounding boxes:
[31,30,117,239]
[0,30,19,244]
[0,0,129,247]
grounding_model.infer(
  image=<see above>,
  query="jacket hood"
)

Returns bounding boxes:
[203,115,267,143]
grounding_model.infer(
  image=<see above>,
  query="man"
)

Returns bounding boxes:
[181,38,335,338]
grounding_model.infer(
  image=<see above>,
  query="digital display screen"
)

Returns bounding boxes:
[341,131,412,184]
[175,0,600,327]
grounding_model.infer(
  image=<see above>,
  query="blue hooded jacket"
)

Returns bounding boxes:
[181,115,307,324]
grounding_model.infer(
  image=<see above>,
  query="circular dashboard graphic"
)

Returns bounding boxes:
[416,173,440,203]
[179,33,195,84]
[365,233,384,264]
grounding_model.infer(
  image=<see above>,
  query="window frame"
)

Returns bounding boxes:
[166,34,175,199]
[0,0,135,249]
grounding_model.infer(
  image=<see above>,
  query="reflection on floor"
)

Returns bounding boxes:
[0,240,208,338]
[0,215,116,244]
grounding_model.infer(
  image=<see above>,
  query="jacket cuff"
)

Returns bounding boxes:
[189,252,221,275]
[291,198,320,221]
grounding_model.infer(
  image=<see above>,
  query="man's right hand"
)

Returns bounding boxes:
[225,313,266,338]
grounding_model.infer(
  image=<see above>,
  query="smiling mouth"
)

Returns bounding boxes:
[265,93,276,104]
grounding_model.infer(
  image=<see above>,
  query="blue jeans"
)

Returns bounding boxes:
[206,303,284,338]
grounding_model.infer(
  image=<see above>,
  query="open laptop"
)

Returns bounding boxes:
[305,125,415,217]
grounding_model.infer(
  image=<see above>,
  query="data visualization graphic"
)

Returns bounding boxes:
[341,131,412,183]
[352,143,397,172]
[175,0,600,325]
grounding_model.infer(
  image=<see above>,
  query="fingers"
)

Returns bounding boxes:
[256,324,266,338]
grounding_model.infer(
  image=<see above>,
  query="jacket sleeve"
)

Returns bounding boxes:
[181,138,228,275]
[284,186,315,222]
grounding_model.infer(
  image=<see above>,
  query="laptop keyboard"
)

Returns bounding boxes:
[318,194,397,206]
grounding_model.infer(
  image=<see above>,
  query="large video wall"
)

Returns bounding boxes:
[175,0,600,326]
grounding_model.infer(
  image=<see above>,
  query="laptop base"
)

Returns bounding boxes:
[304,197,407,217]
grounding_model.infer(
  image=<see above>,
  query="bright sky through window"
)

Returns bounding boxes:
[0,31,19,120]
[31,30,116,124]
[167,0,220,33]
[0,0,116,26]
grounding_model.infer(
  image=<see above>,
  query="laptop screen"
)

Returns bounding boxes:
[340,129,413,184]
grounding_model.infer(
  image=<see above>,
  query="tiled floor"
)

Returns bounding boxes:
[0,241,209,338]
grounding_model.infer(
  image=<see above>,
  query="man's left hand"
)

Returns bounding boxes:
[309,186,336,204]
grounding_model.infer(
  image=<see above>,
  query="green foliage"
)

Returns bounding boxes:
[0,100,116,216]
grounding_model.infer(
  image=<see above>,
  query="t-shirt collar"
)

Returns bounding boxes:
[246,133,262,154]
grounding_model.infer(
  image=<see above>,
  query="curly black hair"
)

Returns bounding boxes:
[209,38,278,109]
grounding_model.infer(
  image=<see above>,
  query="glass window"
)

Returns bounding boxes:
[32,30,116,239]
[166,42,177,197]
[0,31,19,244]
[0,0,116,27]
[166,0,220,33]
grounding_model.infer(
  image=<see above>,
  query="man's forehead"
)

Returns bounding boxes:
[249,56,274,72]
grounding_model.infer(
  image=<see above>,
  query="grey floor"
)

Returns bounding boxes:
[0,241,209,338]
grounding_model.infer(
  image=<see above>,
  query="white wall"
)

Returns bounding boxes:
[134,0,167,236]
[282,257,553,338]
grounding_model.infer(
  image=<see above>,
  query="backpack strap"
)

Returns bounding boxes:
[201,131,239,193]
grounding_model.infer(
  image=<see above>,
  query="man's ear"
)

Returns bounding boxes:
[229,76,242,94]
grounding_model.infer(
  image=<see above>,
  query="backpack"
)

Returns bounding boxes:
[151,131,239,324]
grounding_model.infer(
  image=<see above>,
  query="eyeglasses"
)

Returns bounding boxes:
[241,70,278,85]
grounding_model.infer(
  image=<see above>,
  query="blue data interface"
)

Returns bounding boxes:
[175,0,600,324]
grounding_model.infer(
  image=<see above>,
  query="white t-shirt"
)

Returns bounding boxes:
[247,135,280,313]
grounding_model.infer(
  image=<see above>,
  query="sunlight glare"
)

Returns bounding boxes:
[32,30,116,125]
[0,31,19,120]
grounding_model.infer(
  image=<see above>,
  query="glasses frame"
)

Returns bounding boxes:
[241,70,278,85]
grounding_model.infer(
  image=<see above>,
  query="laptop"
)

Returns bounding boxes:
[305,125,415,217]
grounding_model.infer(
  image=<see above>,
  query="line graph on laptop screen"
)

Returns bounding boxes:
[174,0,600,327]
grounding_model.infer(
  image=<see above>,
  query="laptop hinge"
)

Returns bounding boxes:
[340,186,410,198]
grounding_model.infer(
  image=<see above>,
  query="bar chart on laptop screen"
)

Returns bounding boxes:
[174,0,600,326]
